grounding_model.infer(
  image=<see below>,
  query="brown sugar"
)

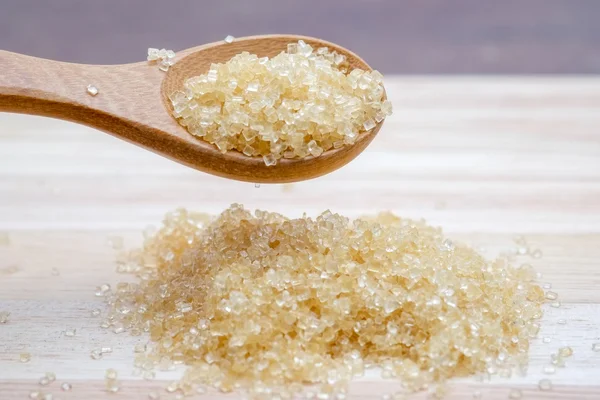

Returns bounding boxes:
[104,205,545,398]
[169,41,391,165]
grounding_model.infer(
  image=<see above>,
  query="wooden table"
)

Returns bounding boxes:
[1,77,599,399]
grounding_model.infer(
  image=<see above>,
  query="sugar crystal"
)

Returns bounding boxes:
[263,154,277,166]
[543,365,556,374]
[86,85,98,96]
[147,48,160,62]
[90,349,103,360]
[147,47,176,71]
[104,368,118,379]
[0,311,9,324]
[545,291,558,300]
[558,346,573,357]
[508,389,522,399]
[224,35,235,43]
[538,379,552,391]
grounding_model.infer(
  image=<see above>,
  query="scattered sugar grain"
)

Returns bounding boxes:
[538,379,552,391]
[550,353,566,368]
[543,365,556,374]
[592,343,600,352]
[165,382,179,393]
[0,311,10,324]
[224,35,235,43]
[147,48,160,62]
[95,283,111,297]
[545,291,558,300]
[61,382,72,391]
[143,371,156,380]
[134,343,147,353]
[106,383,120,393]
[87,85,98,96]
[147,47,176,71]
[558,346,573,357]
[64,329,76,337]
[90,349,103,360]
[105,369,118,380]
[51,268,60,276]
[508,389,522,399]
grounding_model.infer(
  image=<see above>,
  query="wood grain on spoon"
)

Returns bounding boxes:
[0,34,384,183]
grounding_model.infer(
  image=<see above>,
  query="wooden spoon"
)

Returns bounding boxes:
[0,34,385,183]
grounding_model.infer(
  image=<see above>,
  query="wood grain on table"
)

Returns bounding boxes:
[1,77,600,399]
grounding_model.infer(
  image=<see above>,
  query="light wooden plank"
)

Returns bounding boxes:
[1,77,600,399]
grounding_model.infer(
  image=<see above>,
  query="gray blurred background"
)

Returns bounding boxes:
[1,0,600,74]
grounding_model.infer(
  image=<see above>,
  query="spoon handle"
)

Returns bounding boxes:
[0,50,91,118]
[0,50,169,141]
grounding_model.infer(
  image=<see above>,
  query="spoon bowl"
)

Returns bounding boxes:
[0,35,385,183]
